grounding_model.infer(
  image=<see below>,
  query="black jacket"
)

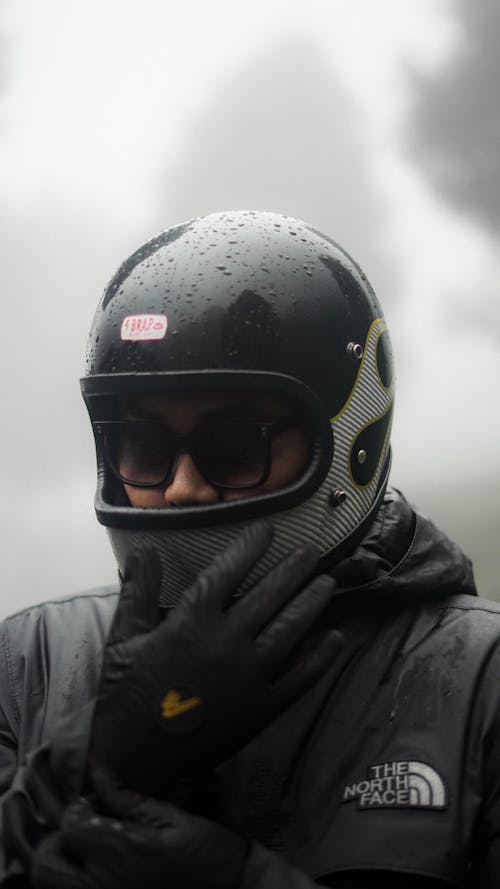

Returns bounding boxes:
[1,491,500,887]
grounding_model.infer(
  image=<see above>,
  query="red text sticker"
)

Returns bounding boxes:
[121,314,168,341]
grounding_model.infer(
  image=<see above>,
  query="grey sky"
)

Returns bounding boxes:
[410,0,500,234]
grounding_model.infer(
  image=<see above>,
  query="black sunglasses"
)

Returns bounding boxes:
[94,416,299,491]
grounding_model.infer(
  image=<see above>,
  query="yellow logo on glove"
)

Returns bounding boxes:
[161,688,202,719]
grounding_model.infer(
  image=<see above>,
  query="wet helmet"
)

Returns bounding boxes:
[81,211,394,604]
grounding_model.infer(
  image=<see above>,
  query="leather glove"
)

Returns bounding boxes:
[32,781,246,889]
[89,521,342,795]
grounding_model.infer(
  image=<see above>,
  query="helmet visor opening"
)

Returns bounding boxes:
[95,415,301,492]
[83,372,333,529]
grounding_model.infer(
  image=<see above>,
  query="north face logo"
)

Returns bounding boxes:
[342,761,447,810]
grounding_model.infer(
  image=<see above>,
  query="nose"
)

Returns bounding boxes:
[162,452,220,507]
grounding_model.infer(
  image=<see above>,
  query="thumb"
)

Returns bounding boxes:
[33,831,94,889]
[92,767,176,829]
[107,546,162,645]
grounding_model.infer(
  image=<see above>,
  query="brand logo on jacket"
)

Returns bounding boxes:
[342,761,447,810]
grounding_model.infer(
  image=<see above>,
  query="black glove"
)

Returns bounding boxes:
[32,781,246,889]
[89,522,342,795]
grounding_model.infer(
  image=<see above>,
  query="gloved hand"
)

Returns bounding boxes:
[89,521,342,795]
[32,779,246,889]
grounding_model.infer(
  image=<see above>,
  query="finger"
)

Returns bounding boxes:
[61,808,126,863]
[231,544,322,635]
[184,521,273,611]
[33,832,95,889]
[256,574,336,664]
[63,798,95,824]
[91,767,141,817]
[271,628,344,705]
[107,546,162,646]
[91,768,175,829]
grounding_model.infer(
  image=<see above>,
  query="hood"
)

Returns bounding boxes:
[331,488,477,602]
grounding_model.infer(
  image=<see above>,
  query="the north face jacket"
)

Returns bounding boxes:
[1,491,500,887]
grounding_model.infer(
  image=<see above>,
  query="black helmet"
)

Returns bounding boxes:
[81,211,394,603]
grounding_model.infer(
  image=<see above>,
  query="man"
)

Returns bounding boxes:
[1,210,499,887]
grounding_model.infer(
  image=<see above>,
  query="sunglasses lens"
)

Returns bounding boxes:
[106,425,174,485]
[193,424,267,488]
[102,421,271,489]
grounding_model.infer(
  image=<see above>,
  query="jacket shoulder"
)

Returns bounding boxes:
[0,588,119,733]
[439,594,500,638]
[2,585,119,622]
[444,594,500,616]
[1,586,119,649]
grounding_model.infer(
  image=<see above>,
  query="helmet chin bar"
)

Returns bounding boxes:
[317,450,392,574]
[107,449,392,609]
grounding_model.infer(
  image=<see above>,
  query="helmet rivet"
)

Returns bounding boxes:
[347,342,363,360]
[357,449,367,464]
[329,489,347,508]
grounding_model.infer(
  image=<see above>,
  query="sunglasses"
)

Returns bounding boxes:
[94,416,299,491]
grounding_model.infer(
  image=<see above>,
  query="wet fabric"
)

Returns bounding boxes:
[1,491,499,886]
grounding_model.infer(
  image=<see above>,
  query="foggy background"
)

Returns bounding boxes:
[0,0,499,617]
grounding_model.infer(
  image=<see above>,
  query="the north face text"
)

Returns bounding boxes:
[342,761,447,810]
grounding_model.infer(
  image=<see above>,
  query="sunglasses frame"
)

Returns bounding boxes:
[94,415,299,492]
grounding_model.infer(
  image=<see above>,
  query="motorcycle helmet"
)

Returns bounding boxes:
[81,211,394,605]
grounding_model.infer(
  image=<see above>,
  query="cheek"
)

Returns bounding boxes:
[222,429,310,502]
[268,429,310,486]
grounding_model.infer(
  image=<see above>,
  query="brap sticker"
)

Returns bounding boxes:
[121,314,168,341]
